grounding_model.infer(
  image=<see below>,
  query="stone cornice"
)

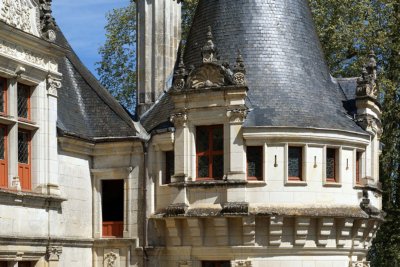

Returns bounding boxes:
[0,187,65,209]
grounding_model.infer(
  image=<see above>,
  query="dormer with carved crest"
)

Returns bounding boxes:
[169,27,249,184]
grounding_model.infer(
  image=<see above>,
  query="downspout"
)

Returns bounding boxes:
[142,141,149,267]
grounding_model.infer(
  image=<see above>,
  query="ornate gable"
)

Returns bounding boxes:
[172,26,247,92]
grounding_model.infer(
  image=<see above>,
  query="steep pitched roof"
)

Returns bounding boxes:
[177,0,365,133]
[54,28,146,140]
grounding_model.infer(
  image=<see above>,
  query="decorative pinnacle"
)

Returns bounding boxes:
[201,26,217,63]
[234,49,246,74]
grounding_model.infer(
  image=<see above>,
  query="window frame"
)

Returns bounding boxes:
[164,150,174,184]
[0,77,7,116]
[17,83,32,122]
[246,146,263,181]
[326,147,338,183]
[196,125,224,180]
[356,151,363,185]
[0,124,7,188]
[18,129,31,191]
[288,146,303,181]
[101,179,124,238]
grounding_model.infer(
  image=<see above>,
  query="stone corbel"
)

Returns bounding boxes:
[47,246,62,261]
[269,216,284,246]
[355,114,382,137]
[227,108,248,123]
[170,112,188,127]
[294,217,310,246]
[47,75,62,97]
[317,218,334,246]
[336,218,354,247]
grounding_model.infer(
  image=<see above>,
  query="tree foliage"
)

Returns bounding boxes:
[96,2,136,112]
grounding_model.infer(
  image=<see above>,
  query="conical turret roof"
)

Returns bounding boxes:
[183,0,363,133]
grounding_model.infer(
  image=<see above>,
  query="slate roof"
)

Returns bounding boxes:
[143,0,365,134]
[54,28,145,140]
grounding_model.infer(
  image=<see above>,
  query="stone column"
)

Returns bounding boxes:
[136,0,182,116]
[46,75,61,195]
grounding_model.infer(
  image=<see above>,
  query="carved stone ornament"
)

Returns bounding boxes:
[179,260,192,267]
[227,108,248,123]
[350,261,370,267]
[356,51,378,99]
[235,260,252,267]
[0,0,40,36]
[39,0,57,41]
[46,246,62,261]
[188,64,225,89]
[47,75,62,97]
[355,114,382,137]
[233,50,247,86]
[172,41,187,91]
[0,39,58,72]
[170,112,188,127]
[202,26,218,63]
[104,252,118,267]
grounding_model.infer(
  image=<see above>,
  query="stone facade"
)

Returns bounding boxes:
[0,0,384,267]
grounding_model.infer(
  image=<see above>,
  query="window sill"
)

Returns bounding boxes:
[169,179,247,188]
[0,114,16,125]
[285,180,307,186]
[323,182,342,188]
[0,187,66,209]
[18,119,38,131]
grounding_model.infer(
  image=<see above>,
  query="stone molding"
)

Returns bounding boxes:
[234,261,252,267]
[0,187,65,209]
[0,38,58,73]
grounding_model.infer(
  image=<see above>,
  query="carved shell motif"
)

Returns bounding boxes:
[188,64,225,89]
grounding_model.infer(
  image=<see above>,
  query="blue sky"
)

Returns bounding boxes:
[53,0,130,77]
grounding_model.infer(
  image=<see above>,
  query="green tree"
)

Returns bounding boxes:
[96,2,136,111]
[96,1,198,113]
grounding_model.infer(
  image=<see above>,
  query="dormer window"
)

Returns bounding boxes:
[196,125,224,180]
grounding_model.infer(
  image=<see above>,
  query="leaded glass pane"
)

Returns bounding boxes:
[0,128,4,160]
[17,84,29,119]
[288,147,302,178]
[0,79,4,113]
[212,155,223,179]
[196,127,209,152]
[247,146,262,178]
[18,132,29,164]
[198,156,209,177]
[212,126,223,151]
[326,148,336,179]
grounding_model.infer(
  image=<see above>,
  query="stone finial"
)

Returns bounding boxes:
[173,41,187,90]
[40,0,57,42]
[356,50,378,99]
[201,26,217,63]
[233,50,247,86]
